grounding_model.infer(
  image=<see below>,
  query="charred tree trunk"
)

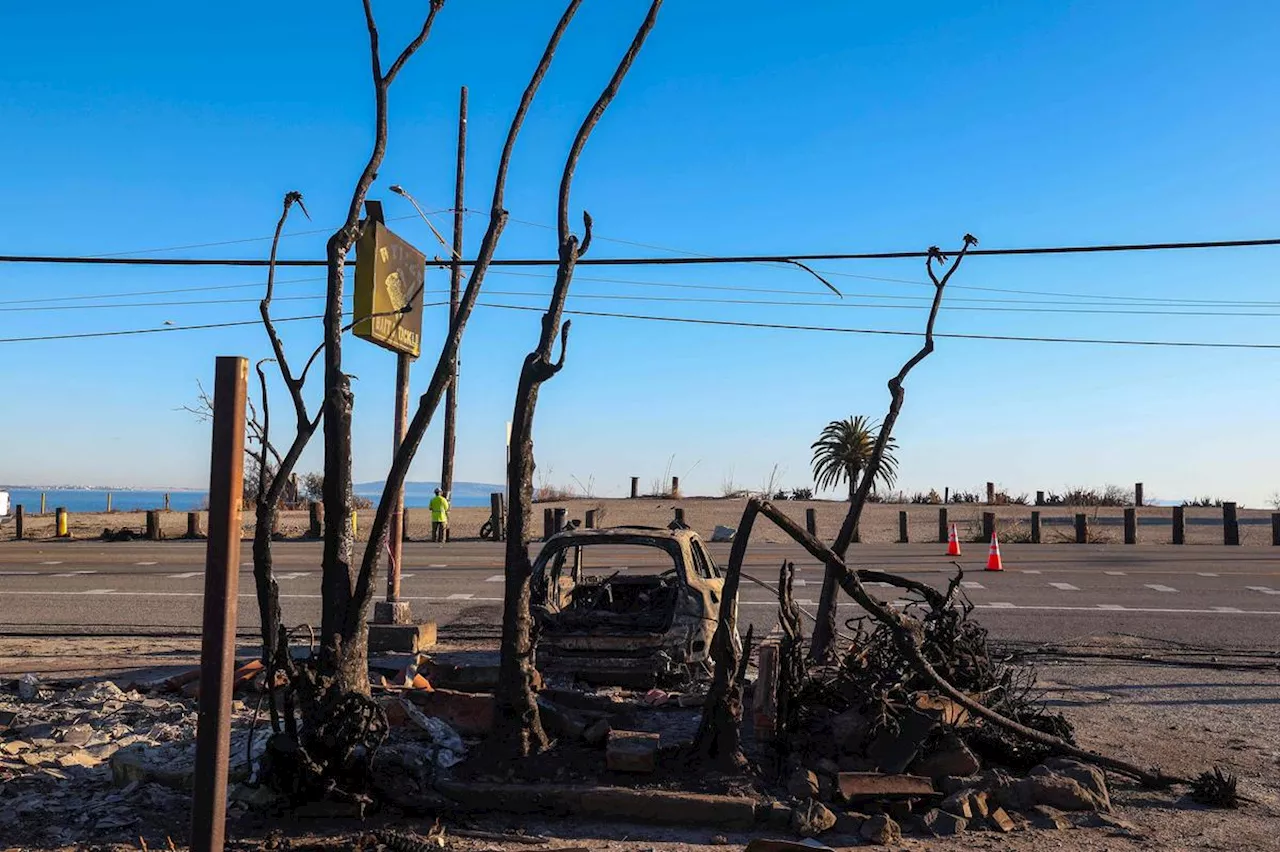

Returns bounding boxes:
[810,237,978,662]
[775,561,804,745]
[495,0,664,757]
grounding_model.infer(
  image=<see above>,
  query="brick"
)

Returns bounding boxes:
[606,730,659,773]
[838,772,935,802]
[988,807,1015,832]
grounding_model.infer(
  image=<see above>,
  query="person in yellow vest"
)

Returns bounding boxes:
[429,488,450,543]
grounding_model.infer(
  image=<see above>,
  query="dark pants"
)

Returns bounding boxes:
[432,521,447,542]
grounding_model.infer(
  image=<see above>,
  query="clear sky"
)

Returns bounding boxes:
[1,1,1277,506]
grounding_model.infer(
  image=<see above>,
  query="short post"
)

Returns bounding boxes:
[671,476,680,497]
[543,507,554,541]
[805,508,817,536]
[986,482,995,504]
[401,508,411,542]
[937,507,948,543]
[674,507,686,526]
[1030,511,1041,544]
[1223,502,1239,546]
[630,477,639,499]
[351,510,358,540]
[40,492,46,514]
[898,510,909,543]
[164,492,171,512]
[982,511,995,542]
[1075,513,1088,544]
[553,507,567,533]
[489,492,505,541]
[585,509,597,529]
[943,487,949,504]
[308,502,322,538]
[1123,507,1137,545]
[1272,513,1280,547]
[1172,506,1185,545]
[1035,490,1045,506]
[1134,482,1144,507]
[55,507,69,538]
[190,355,246,852]
[14,505,23,540]
[106,492,113,513]
[187,512,202,539]
[146,510,163,541]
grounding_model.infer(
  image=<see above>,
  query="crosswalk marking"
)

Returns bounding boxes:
[1049,582,1080,591]
[168,572,202,579]
[1247,586,1280,595]
[446,593,474,600]
[1145,584,1178,593]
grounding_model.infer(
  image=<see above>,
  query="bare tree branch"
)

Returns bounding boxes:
[810,234,978,661]
[385,0,447,85]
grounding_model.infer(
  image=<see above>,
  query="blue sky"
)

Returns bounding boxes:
[1,1,1277,505]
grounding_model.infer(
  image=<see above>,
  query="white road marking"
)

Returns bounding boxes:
[796,598,815,606]
[1213,606,1243,613]
[1049,582,1080,591]
[168,572,202,579]
[1104,571,1127,576]
[446,593,474,600]
[428,564,447,568]
[275,572,310,580]
[1097,604,1126,610]
[987,602,1016,609]
[84,589,115,595]
[135,561,158,566]
[52,570,97,578]
[611,566,630,571]
[961,581,984,589]
[1247,586,1280,595]
[1022,570,1042,575]
[399,574,414,581]
[0,571,38,576]
[1197,572,1219,577]
[791,578,807,587]
[486,575,504,583]
[41,561,63,565]
[1145,584,1178,593]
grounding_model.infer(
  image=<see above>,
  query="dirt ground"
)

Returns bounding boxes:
[7,498,1275,547]
[2,632,1278,851]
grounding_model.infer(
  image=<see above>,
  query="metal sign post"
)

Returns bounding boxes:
[191,356,247,852]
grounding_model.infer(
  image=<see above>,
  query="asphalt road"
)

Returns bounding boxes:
[1,540,1278,649]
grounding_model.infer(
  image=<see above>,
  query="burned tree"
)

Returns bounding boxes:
[496,0,665,757]
[810,236,978,661]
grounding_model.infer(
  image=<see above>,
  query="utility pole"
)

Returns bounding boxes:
[441,86,467,498]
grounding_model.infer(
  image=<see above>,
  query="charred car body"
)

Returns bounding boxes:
[530,526,730,687]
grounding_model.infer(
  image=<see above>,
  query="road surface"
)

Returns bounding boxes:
[2,539,1278,650]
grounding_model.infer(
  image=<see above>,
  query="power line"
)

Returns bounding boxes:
[477,302,1280,350]
[3,235,1277,268]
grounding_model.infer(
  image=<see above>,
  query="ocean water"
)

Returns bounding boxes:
[2,485,494,513]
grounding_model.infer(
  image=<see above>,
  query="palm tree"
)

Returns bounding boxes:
[810,415,899,501]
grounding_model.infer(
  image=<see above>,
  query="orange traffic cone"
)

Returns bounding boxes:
[946,523,962,556]
[985,530,1004,571]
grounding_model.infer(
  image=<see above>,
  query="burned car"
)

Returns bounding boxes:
[530,525,731,687]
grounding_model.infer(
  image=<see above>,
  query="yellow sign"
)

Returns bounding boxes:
[354,220,426,357]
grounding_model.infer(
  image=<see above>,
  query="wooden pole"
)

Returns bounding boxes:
[1223,502,1239,546]
[630,476,639,499]
[1134,482,1144,507]
[585,509,597,529]
[1272,512,1280,547]
[1172,506,1185,545]
[898,510,909,543]
[489,492,505,540]
[937,507,948,544]
[187,512,202,539]
[943,486,949,504]
[1075,513,1088,544]
[805,508,817,536]
[441,85,467,500]
[543,507,554,541]
[308,501,322,538]
[191,356,246,852]
[671,476,680,497]
[13,505,23,541]
[1035,490,1044,506]
[1123,507,1136,544]
[986,482,995,504]
[1030,510,1041,544]
[982,511,995,542]
[146,510,162,541]
[385,352,412,609]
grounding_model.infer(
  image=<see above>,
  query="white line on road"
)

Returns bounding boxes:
[275,572,311,580]
[1213,606,1243,613]
[961,581,984,589]
[987,602,1016,608]
[1144,584,1178,593]
[0,571,38,576]
[1104,571,1127,576]
[51,571,97,578]
[1197,572,1219,577]
[1247,586,1280,595]
[135,561,158,566]
[792,578,807,587]
[84,589,115,595]
[446,593,474,600]
[486,575,503,583]
[1049,582,1080,591]
[1022,570,1042,575]
[168,572,202,579]
[1096,604,1126,610]
[428,564,447,568]
[40,561,62,566]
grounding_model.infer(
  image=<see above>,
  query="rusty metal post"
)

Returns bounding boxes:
[630,477,639,499]
[1134,482,1144,507]
[1075,513,1088,544]
[441,85,467,500]
[13,505,23,540]
[1123,508,1137,544]
[898,510,909,543]
[1223,502,1239,546]
[805,508,817,536]
[937,507,948,543]
[986,482,995,504]
[671,475,680,497]
[1172,506,1185,545]
[385,352,412,610]
[191,356,246,852]
[982,511,995,542]
[1030,510,1041,544]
